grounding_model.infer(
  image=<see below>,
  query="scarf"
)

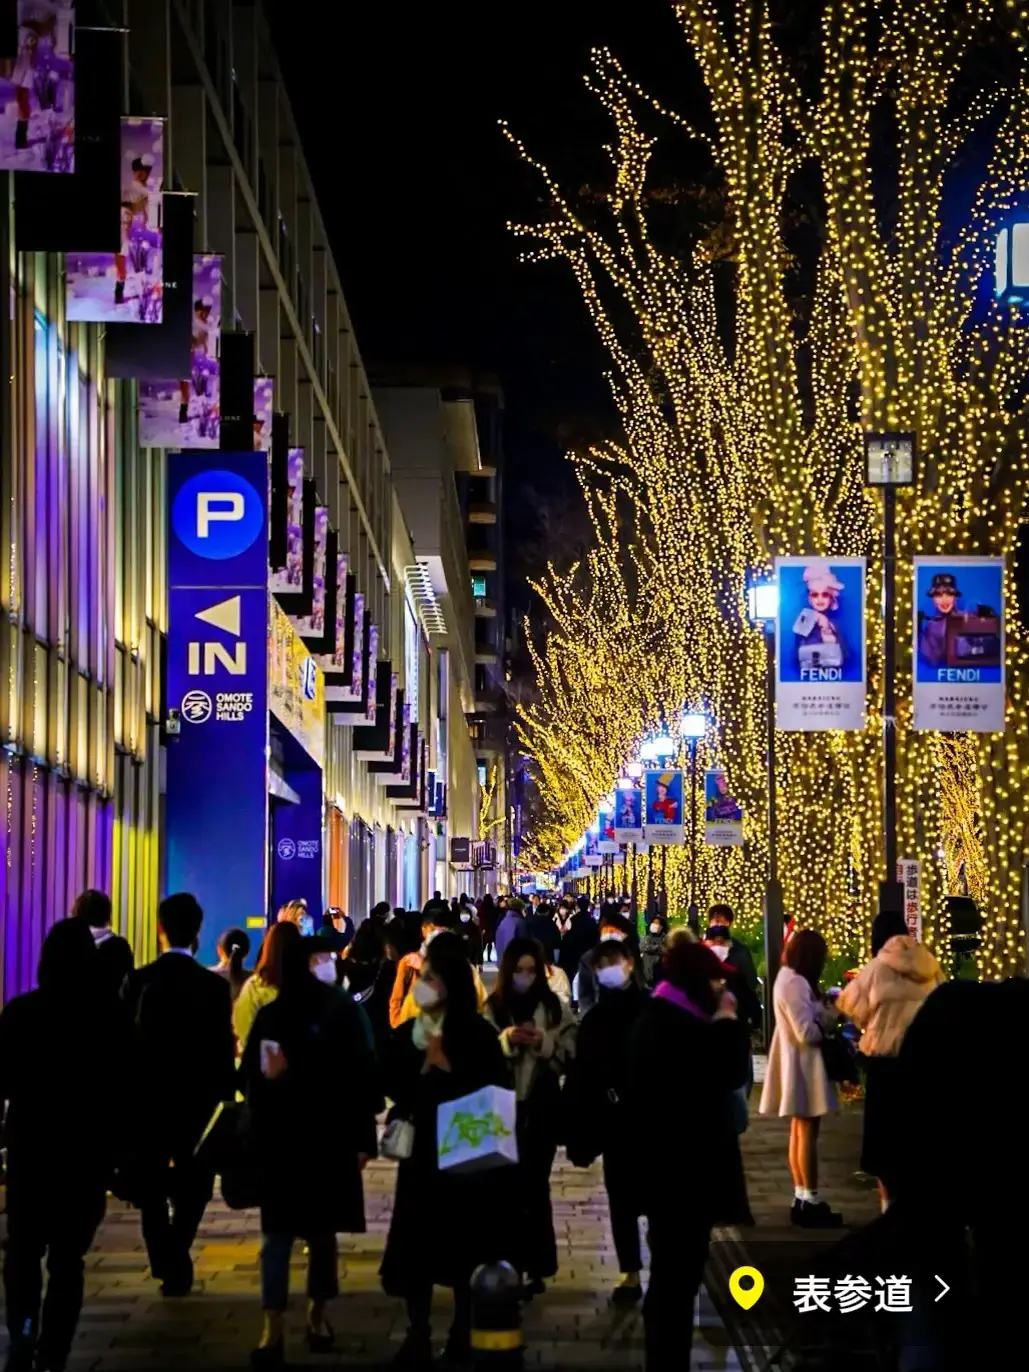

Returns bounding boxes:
[652,980,711,1021]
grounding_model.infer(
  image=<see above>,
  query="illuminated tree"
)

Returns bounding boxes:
[511,0,1029,972]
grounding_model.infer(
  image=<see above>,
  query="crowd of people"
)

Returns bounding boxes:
[0,885,1019,1372]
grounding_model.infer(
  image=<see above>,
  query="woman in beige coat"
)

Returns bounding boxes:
[838,910,943,1207]
[759,930,840,1228]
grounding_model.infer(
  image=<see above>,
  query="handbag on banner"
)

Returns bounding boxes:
[436,1085,519,1175]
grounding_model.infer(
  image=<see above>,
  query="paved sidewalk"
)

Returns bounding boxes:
[1,1150,737,1371]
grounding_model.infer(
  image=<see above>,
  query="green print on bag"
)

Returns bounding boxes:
[438,1109,513,1157]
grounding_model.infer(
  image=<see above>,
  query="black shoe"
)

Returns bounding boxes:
[249,1344,285,1370]
[791,1198,804,1226]
[393,1331,433,1368]
[114,280,125,306]
[14,121,28,151]
[304,1322,335,1354]
[159,1260,194,1297]
[438,1334,472,1367]
[798,1200,843,1229]
[4,1336,34,1372]
[521,1276,545,1299]
[610,1281,643,1307]
[178,402,189,424]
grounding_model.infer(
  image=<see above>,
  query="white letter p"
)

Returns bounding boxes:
[197,491,244,538]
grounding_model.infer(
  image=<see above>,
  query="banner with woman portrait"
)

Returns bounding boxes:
[704,769,743,847]
[775,555,866,730]
[644,769,684,844]
[613,785,643,844]
[912,556,1004,732]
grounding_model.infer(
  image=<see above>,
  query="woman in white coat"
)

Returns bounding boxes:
[759,929,841,1229]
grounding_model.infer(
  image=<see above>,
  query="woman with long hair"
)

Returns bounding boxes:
[624,938,750,1372]
[211,927,251,1003]
[486,936,576,1295]
[233,922,302,1053]
[381,934,509,1364]
[340,917,395,1061]
[759,928,841,1228]
[241,935,380,1367]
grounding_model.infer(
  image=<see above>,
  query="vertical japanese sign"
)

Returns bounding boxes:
[165,451,270,967]
[65,116,164,322]
[912,556,1004,732]
[644,769,684,844]
[775,555,867,730]
[704,769,743,847]
[139,254,222,447]
[0,1,75,174]
[613,785,643,844]
[896,860,921,941]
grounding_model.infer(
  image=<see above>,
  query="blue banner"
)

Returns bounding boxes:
[912,555,1005,732]
[166,451,269,967]
[270,768,324,918]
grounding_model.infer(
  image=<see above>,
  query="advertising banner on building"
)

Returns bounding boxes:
[613,785,643,844]
[270,767,323,925]
[0,1,75,174]
[897,859,921,941]
[268,595,325,769]
[644,769,684,844]
[65,116,164,322]
[704,769,743,847]
[912,555,1004,732]
[269,447,305,596]
[139,254,222,448]
[365,623,379,723]
[775,555,866,731]
[253,377,273,450]
[295,506,327,641]
[165,451,269,967]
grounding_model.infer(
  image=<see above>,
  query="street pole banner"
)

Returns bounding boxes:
[613,785,643,844]
[0,1,75,174]
[598,810,619,855]
[644,769,684,844]
[775,555,867,730]
[704,769,743,846]
[896,859,921,940]
[912,556,1004,732]
[584,830,603,868]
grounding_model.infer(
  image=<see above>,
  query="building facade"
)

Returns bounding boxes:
[0,0,436,993]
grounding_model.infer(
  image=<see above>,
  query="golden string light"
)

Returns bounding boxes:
[509,1,1029,974]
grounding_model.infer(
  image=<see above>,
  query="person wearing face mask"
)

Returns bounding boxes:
[557,896,599,996]
[240,936,381,1368]
[638,914,668,989]
[523,900,560,963]
[381,935,510,1366]
[703,924,761,1134]
[706,904,759,997]
[391,908,487,1029]
[624,939,751,1372]
[562,940,649,1305]
[576,913,645,1018]
[485,938,577,1298]
[456,900,483,966]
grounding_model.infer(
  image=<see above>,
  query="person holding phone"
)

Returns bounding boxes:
[240,935,381,1368]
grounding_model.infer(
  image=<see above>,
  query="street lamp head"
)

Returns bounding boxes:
[625,762,644,779]
[747,581,778,624]
[639,735,674,761]
[680,712,707,739]
[996,220,1029,304]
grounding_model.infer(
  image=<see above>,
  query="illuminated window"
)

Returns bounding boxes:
[472,575,487,598]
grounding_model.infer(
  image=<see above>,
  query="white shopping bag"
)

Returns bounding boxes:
[436,1085,519,1175]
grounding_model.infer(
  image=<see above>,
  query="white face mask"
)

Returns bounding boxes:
[600,931,626,943]
[413,978,441,1010]
[460,912,471,923]
[312,959,336,984]
[649,923,662,935]
[708,942,730,962]
[512,971,536,995]
[596,963,631,990]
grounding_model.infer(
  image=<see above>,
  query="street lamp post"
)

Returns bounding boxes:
[864,432,915,918]
[747,581,784,1046]
[681,712,707,931]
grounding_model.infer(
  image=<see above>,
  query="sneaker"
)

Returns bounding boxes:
[798,1200,843,1229]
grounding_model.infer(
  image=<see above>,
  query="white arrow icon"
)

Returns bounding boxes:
[934,1276,949,1302]
[194,595,241,637]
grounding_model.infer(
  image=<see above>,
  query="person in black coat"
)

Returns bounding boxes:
[523,901,560,963]
[577,914,644,1017]
[563,938,649,1305]
[707,904,759,996]
[340,917,395,1062]
[121,892,236,1297]
[624,939,751,1372]
[380,934,511,1365]
[72,887,133,1000]
[240,936,381,1368]
[0,918,132,1372]
[557,902,599,989]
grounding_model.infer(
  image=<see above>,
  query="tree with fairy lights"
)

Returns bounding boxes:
[512,1,1029,974]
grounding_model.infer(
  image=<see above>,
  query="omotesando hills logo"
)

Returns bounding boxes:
[277,837,297,860]
[181,690,213,723]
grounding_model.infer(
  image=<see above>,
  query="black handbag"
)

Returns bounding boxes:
[195,1101,262,1210]
[821,1026,859,1084]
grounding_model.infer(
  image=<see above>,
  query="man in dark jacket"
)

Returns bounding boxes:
[577,913,644,1017]
[122,892,236,1296]
[707,904,758,995]
[523,901,560,962]
[72,888,133,999]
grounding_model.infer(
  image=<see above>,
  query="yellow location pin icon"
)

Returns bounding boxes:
[729,1266,764,1311]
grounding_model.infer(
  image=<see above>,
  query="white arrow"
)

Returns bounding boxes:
[934,1276,949,1302]
[194,595,241,637]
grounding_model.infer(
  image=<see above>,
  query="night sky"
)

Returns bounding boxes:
[268,0,696,601]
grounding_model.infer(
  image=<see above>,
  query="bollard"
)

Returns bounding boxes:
[470,1260,523,1370]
